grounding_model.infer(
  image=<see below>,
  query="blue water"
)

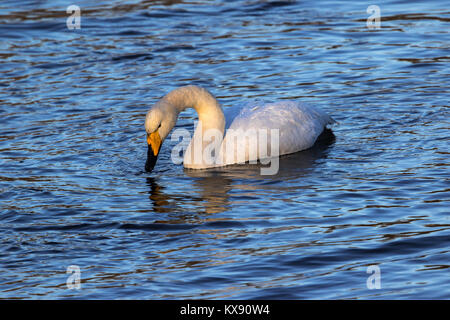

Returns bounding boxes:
[0,0,449,299]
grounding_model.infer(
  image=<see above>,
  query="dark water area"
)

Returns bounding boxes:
[0,0,449,299]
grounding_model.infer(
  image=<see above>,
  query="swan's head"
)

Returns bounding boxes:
[144,102,177,172]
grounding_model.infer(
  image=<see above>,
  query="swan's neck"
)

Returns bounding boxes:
[161,86,225,168]
[162,85,225,133]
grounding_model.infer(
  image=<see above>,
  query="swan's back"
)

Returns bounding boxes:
[220,101,334,165]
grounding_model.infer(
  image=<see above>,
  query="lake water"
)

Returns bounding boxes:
[0,0,449,299]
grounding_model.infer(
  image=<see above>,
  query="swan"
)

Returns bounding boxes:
[145,85,334,173]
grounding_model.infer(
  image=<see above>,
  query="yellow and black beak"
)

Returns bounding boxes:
[145,130,162,172]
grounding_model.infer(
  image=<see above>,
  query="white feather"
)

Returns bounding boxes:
[145,86,334,170]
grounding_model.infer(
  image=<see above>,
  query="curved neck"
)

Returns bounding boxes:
[159,85,225,169]
[162,85,225,133]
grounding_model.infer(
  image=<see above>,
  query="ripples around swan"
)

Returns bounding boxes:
[0,0,449,299]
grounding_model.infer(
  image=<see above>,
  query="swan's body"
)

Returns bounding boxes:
[145,85,334,172]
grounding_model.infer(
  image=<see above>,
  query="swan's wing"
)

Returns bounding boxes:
[217,101,333,165]
[222,101,262,130]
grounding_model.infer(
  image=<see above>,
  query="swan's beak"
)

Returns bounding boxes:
[145,130,162,172]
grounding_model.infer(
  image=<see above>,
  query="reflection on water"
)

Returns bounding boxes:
[0,0,449,299]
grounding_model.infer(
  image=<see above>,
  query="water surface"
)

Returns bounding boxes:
[0,0,449,299]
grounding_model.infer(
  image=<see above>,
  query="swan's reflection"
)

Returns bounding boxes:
[146,177,173,214]
[146,175,232,215]
[147,129,335,215]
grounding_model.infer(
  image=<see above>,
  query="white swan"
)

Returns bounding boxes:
[145,85,334,172]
